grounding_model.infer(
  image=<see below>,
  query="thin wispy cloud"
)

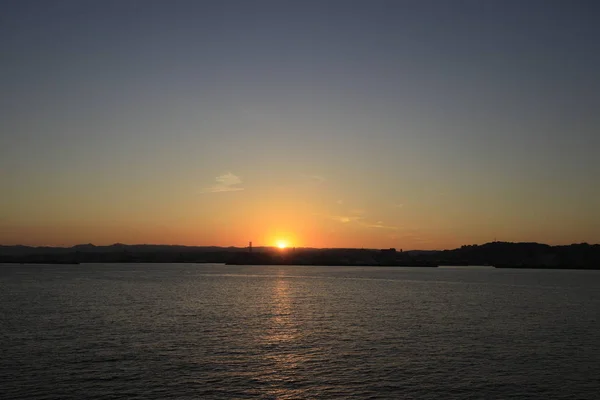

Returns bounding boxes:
[325,214,398,230]
[328,215,363,223]
[201,172,244,193]
[323,200,397,229]
[301,174,326,184]
[361,221,398,230]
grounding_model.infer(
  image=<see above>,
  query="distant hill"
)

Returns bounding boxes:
[0,244,265,255]
[0,242,598,269]
[0,244,268,264]
[433,241,600,269]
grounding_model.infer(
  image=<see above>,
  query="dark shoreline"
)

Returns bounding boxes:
[1,241,598,269]
[225,262,439,267]
[3,262,600,270]
[494,265,599,270]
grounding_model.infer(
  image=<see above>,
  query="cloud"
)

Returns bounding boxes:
[201,172,244,193]
[316,213,362,224]
[326,214,398,230]
[361,221,398,230]
[328,215,363,223]
[395,203,404,208]
[320,211,398,230]
[302,174,326,184]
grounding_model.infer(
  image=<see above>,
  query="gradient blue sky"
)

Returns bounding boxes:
[1,0,599,248]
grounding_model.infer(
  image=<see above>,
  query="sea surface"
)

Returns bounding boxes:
[1,263,599,399]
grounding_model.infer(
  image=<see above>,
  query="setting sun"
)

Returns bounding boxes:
[276,240,289,249]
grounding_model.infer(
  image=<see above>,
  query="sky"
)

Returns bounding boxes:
[1,0,599,249]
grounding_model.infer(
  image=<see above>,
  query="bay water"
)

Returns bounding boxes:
[1,264,598,399]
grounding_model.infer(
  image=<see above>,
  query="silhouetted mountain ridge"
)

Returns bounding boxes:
[0,242,598,268]
[435,241,599,268]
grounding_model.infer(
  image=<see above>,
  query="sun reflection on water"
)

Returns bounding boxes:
[264,276,300,345]
[259,274,307,398]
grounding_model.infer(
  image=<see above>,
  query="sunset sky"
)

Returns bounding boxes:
[1,0,599,249]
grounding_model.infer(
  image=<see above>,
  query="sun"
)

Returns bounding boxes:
[276,240,288,249]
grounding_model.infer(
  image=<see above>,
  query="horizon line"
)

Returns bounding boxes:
[1,240,598,252]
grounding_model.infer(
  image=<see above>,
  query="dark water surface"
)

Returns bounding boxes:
[1,264,598,399]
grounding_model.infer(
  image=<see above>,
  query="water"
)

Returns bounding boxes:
[1,264,599,399]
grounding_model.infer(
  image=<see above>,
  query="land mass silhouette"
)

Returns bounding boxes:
[1,242,598,269]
